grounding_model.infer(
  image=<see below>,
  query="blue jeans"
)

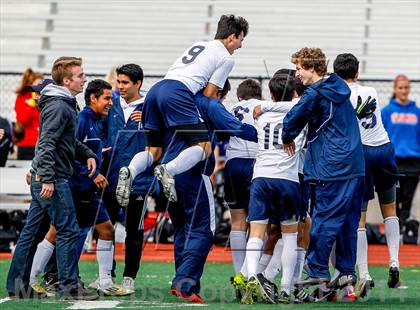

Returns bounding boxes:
[6,175,80,295]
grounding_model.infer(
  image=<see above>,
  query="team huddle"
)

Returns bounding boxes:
[6,14,401,304]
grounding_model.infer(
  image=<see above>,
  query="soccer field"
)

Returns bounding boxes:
[0,259,419,309]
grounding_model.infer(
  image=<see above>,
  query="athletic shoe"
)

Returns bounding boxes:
[255,273,277,304]
[154,164,177,202]
[388,266,401,288]
[88,277,117,290]
[327,274,356,289]
[356,276,375,298]
[310,287,338,302]
[241,276,258,304]
[296,277,329,288]
[98,284,132,296]
[41,273,59,297]
[230,272,248,301]
[116,167,132,207]
[121,277,135,294]
[60,286,99,301]
[342,285,357,302]
[293,288,316,303]
[170,289,204,303]
[278,290,296,304]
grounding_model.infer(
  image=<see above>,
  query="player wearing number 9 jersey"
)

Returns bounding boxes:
[116,14,249,206]
[334,54,400,296]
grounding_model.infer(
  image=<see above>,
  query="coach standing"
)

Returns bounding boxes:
[7,57,98,300]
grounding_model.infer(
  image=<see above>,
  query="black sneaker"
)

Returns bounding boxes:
[41,272,60,297]
[310,287,338,302]
[327,274,356,289]
[256,273,277,304]
[60,286,99,301]
[388,266,401,288]
[293,288,316,303]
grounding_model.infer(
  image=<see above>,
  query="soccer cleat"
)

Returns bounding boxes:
[327,274,356,290]
[30,282,54,297]
[293,288,316,303]
[278,290,296,304]
[41,273,59,297]
[170,289,204,303]
[154,164,177,202]
[230,272,248,301]
[116,167,132,207]
[88,277,117,290]
[342,286,357,302]
[121,277,135,294]
[241,276,258,304]
[310,287,338,303]
[388,266,401,288]
[255,273,277,304]
[356,276,375,298]
[98,284,132,296]
[296,277,329,288]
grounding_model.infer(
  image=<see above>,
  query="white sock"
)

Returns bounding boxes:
[29,239,55,285]
[128,151,153,178]
[263,239,283,282]
[357,228,370,279]
[331,268,340,282]
[257,254,272,274]
[292,247,306,284]
[280,232,297,294]
[245,237,264,278]
[97,239,114,288]
[230,230,247,274]
[240,255,248,278]
[165,145,206,176]
[384,216,400,268]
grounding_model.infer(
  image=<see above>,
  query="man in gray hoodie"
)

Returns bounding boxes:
[6,57,98,300]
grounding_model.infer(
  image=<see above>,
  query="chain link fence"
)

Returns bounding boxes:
[1,71,419,120]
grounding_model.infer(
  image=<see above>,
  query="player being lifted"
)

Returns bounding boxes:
[334,53,401,297]
[240,74,306,304]
[115,14,249,206]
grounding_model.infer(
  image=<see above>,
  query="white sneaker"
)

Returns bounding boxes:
[88,277,116,290]
[116,167,132,207]
[121,277,135,294]
[154,164,177,202]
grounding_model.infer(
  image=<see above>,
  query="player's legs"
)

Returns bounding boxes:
[279,221,298,300]
[258,224,280,275]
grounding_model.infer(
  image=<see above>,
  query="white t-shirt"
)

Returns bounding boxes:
[348,83,390,146]
[226,98,260,160]
[120,96,145,123]
[164,40,234,94]
[253,104,306,182]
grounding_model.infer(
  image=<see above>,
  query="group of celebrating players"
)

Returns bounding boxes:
[6,14,401,304]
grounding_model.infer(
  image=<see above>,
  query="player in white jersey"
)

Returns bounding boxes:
[224,79,261,299]
[334,54,400,298]
[241,74,306,305]
[115,14,249,205]
[253,69,313,303]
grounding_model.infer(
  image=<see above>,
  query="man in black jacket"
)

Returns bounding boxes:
[6,57,98,300]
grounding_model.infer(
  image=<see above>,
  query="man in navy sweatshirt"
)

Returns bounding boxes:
[281,48,365,300]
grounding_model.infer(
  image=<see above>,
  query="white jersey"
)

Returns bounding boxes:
[253,102,306,182]
[226,99,260,160]
[348,82,390,146]
[164,40,234,94]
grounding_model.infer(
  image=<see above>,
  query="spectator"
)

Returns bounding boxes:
[14,68,44,160]
[0,118,24,166]
[382,74,420,226]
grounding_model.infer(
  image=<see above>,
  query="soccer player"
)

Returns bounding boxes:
[283,48,365,300]
[241,74,305,304]
[224,79,261,274]
[6,57,98,300]
[29,80,129,296]
[101,64,155,294]
[334,53,401,296]
[116,14,249,204]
